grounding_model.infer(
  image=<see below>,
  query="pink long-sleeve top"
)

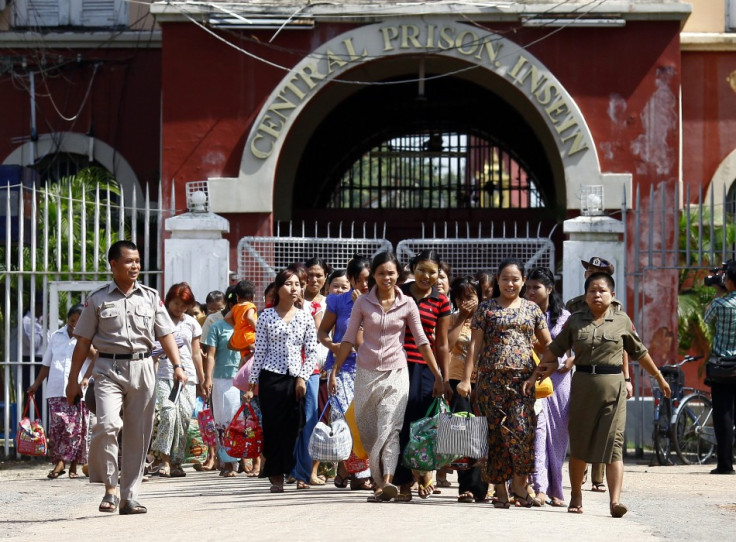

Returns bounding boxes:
[343,285,429,372]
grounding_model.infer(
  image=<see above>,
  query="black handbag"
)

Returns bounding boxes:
[705,356,736,385]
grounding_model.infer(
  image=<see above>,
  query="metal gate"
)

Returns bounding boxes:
[238,220,557,313]
[627,182,736,459]
[237,222,393,311]
[396,222,556,277]
[1,177,167,456]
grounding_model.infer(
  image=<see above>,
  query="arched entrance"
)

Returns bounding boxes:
[3,132,143,202]
[216,18,632,231]
[706,147,736,214]
[287,67,558,242]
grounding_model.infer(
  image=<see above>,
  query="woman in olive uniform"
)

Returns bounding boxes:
[527,272,671,518]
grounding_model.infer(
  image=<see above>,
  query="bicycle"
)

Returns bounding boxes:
[672,391,716,465]
[651,355,705,465]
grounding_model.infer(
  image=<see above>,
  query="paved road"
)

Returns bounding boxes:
[1,460,734,541]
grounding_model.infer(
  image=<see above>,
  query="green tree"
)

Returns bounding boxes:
[0,167,125,359]
[677,206,735,360]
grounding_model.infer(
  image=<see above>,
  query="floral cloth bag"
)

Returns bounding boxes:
[196,399,218,448]
[222,402,263,459]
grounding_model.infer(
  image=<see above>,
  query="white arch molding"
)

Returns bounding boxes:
[3,132,143,203]
[208,17,632,214]
[705,147,736,207]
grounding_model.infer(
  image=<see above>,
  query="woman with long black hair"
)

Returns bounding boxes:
[328,251,444,503]
[392,249,452,501]
[524,267,572,507]
[318,254,373,490]
[244,268,320,493]
[469,259,551,508]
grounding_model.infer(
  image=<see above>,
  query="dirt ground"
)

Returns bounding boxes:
[1,458,734,541]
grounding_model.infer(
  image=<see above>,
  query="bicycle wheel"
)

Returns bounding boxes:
[674,394,715,465]
[653,399,674,465]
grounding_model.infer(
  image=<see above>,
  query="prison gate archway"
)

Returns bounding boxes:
[208,18,632,230]
[3,132,143,203]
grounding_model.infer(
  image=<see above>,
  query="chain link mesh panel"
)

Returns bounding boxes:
[237,235,392,310]
[396,222,555,277]
[396,238,555,277]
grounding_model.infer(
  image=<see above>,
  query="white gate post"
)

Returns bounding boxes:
[562,216,625,307]
[164,189,230,304]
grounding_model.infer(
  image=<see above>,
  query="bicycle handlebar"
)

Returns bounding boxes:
[660,355,703,369]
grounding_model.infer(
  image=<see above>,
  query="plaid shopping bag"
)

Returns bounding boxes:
[402,397,458,471]
[436,411,488,459]
[308,397,352,462]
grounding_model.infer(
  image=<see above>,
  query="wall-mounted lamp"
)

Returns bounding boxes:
[580,185,604,216]
[186,181,209,213]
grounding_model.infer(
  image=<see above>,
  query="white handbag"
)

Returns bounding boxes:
[436,411,488,459]
[308,398,353,462]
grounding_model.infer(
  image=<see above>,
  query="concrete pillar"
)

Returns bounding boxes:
[164,209,230,304]
[562,216,625,308]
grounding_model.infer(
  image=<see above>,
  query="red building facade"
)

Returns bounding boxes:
[148,2,688,361]
[2,1,715,372]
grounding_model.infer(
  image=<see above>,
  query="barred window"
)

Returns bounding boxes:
[328,131,544,210]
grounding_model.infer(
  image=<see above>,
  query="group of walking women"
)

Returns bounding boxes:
[30,248,673,520]
[236,248,671,518]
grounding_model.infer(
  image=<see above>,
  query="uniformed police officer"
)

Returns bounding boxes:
[66,240,187,515]
[565,256,633,488]
[530,271,671,517]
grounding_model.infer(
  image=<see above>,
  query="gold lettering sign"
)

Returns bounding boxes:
[249,23,588,160]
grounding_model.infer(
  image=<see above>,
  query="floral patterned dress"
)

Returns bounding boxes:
[471,298,547,484]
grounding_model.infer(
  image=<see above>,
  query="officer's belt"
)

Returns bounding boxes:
[98,352,151,360]
[576,365,622,375]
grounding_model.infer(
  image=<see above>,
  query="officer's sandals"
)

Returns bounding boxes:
[119,500,147,515]
[98,494,119,513]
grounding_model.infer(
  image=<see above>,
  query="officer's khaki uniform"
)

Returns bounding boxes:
[564,296,622,481]
[549,307,647,463]
[75,281,174,503]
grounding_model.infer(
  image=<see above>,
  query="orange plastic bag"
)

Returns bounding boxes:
[345,401,368,460]
[533,350,554,399]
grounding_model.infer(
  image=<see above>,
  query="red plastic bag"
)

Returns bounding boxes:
[17,396,47,457]
[344,451,369,474]
[197,406,218,448]
[222,402,263,459]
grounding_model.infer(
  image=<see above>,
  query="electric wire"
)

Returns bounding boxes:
[145,0,613,87]
[40,63,99,122]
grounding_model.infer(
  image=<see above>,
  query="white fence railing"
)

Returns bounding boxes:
[1,178,167,456]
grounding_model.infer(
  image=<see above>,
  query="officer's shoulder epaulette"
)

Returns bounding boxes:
[87,283,109,297]
[137,282,159,295]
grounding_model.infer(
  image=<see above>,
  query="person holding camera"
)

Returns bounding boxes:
[704,261,736,475]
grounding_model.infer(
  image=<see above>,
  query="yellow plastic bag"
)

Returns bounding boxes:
[533,350,554,399]
[345,401,369,459]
